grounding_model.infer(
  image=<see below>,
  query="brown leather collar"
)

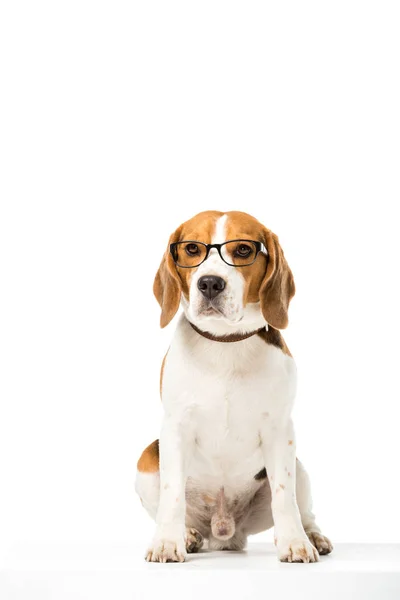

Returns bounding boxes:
[189,321,266,343]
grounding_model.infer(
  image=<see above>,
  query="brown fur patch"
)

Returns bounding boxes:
[174,211,223,299]
[224,211,295,329]
[224,212,269,304]
[137,439,159,473]
[154,211,223,327]
[257,326,292,357]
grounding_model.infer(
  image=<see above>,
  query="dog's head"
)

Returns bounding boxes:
[153,211,295,334]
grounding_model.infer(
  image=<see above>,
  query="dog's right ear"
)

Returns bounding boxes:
[153,227,183,328]
[259,227,295,330]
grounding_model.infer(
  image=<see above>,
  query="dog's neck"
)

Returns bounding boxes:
[189,321,266,343]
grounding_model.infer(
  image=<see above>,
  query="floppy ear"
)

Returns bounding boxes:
[259,227,295,330]
[153,227,182,328]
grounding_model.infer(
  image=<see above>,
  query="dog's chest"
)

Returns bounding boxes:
[192,370,265,446]
[189,375,266,482]
[162,328,296,487]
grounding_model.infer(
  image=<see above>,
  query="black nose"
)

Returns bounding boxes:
[197,276,226,300]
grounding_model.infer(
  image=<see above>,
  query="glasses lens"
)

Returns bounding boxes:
[221,241,258,266]
[173,242,207,267]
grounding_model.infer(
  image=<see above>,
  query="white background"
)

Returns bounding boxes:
[1,0,400,561]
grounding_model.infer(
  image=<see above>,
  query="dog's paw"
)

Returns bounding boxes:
[306,531,333,555]
[145,524,187,563]
[186,527,204,553]
[277,537,319,563]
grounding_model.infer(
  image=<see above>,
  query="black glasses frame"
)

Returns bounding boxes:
[170,239,264,268]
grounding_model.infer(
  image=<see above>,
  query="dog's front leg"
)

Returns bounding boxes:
[145,414,194,563]
[260,418,319,563]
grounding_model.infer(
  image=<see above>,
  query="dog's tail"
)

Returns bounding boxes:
[210,487,236,541]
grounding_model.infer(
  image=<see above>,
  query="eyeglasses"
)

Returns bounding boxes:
[170,239,265,268]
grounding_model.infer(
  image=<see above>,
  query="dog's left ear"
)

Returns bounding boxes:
[153,226,183,328]
[259,227,295,330]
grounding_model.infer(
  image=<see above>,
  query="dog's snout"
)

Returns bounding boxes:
[197,275,226,300]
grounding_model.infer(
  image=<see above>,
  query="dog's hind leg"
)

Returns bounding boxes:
[135,440,204,554]
[185,527,204,553]
[135,440,161,521]
[295,459,333,555]
[135,469,160,521]
[240,462,332,556]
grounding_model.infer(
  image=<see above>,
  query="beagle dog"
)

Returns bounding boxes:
[135,210,332,563]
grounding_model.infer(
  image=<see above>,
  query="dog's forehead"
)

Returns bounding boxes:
[179,211,263,242]
[224,211,264,241]
[178,211,221,242]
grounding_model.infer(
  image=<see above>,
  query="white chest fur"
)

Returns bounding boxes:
[161,317,297,496]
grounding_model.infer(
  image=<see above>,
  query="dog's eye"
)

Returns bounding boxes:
[185,243,200,256]
[234,244,252,258]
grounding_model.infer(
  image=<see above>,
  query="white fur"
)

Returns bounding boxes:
[137,214,330,563]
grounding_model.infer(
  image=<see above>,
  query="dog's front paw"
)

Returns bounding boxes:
[277,537,319,563]
[145,524,187,563]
